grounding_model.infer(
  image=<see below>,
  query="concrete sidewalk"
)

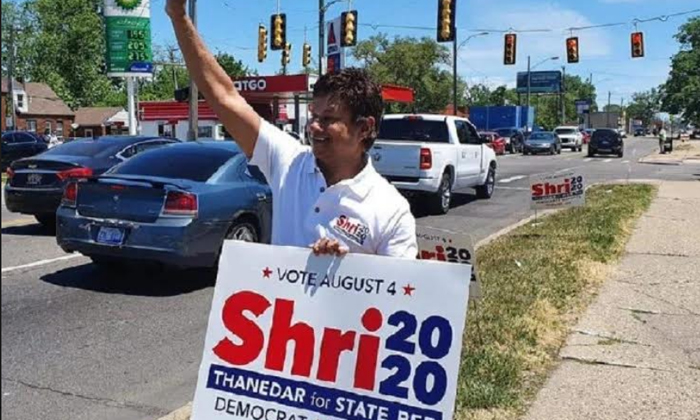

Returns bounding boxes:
[523,181,700,420]
[639,139,700,165]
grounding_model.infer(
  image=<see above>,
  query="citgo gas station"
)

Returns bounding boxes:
[138,74,415,142]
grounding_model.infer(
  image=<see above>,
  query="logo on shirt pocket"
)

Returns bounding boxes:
[332,215,370,246]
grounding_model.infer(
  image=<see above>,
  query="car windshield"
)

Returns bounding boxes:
[555,128,577,135]
[109,145,238,182]
[42,139,126,158]
[378,119,450,143]
[495,129,516,137]
[529,133,553,140]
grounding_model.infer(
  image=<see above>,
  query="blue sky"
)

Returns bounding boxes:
[149,0,699,108]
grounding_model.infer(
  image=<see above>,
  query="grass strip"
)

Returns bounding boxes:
[456,184,656,420]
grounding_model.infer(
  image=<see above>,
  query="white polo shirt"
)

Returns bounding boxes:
[249,119,417,258]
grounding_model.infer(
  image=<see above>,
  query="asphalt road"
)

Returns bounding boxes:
[2,136,698,420]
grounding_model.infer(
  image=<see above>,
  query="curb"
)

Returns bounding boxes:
[157,402,192,420]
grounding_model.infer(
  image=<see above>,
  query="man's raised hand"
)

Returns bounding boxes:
[166,0,187,18]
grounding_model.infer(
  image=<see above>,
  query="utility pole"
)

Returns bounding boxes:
[453,29,458,116]
[561,66,566,125]
[526,56,531,130]
[187,0,199,141]
[168,46,179,90]
[607,91,612,128]
[7,24,17,130]
[319,0,325,75]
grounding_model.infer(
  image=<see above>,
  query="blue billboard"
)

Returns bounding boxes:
[516,71,562,94]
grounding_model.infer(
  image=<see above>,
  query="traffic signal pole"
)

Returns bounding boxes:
[453,30,458,116]
[187,0,199,141]
[526,56,531,129]
[319,0,325,75]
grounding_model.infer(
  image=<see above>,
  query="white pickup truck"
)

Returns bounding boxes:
[370,114,498,214]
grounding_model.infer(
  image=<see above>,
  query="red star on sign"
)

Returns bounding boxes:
[403,284,416,296]
[262,267,272,278]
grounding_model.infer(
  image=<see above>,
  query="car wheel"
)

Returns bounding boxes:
[476,166,496,199]
[550,145,556,155]
[35,214,56,230]
[557,146,562,154]
[523,150,529,156]
[430,173,452,214]
[225,219,259,243]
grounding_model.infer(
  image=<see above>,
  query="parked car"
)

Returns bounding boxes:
[370,114,498,215]
[4,136,179,227]
[494,127,526,153]
[634,127,646,137]
[523,131,562,155]
[553,126,584,151]
[56,142,271,270]
[1,131,48,171]
[478,131,507,155]
[691,127,700,139]
[580,128,591,144]
[588,129,624,158]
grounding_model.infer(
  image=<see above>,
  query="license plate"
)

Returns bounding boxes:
[96,227,125,246]
[26,173,43,185]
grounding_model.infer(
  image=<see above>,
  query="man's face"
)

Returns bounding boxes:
[308,95,372,167]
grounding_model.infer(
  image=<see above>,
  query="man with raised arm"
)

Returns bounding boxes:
[166,0,417,258]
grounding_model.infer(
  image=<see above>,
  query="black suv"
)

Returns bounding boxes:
[1,131,48,171]
[588,129,623,158]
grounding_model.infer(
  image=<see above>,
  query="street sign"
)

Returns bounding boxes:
[575,99,592,115]
[416,226,481,300]
[530,170,586,210]
[516,71,562,94]
[326,17,344,74]
[191,241,471,420]
[104,0,154,78]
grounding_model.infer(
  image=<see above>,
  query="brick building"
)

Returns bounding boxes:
[74,107,129,138]
[1,78,75,137]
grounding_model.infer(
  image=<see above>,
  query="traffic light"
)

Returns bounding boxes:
[281,42,291,66]
[437,0,456,43]
[503,33,517,65]
[302,43,312,67]
[341,10,358,47]
[270,13,286,51]
[631,32,644,58]
[566,36,579,63]
[257,24,268,63]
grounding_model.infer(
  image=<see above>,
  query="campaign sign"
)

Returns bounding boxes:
[530,170,586,210]
[416,226,481,301]
[192,242,471,420]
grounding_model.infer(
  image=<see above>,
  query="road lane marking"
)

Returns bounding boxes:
[499,175,526,184]
[1,219,37,229]
[603,159,613,163]
[622,160,630,164]
[2,254,83,274]
[584,158,594,162]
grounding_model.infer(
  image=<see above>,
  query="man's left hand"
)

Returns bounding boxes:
[311,238,348,257]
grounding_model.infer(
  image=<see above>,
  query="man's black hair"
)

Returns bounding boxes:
[313,68,384,150]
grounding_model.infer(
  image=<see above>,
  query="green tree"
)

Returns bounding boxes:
[662,17,700,124]
[26,0,113,109]
[626,88,662,127]
[354,34,463,113]
[215,51,253,78]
